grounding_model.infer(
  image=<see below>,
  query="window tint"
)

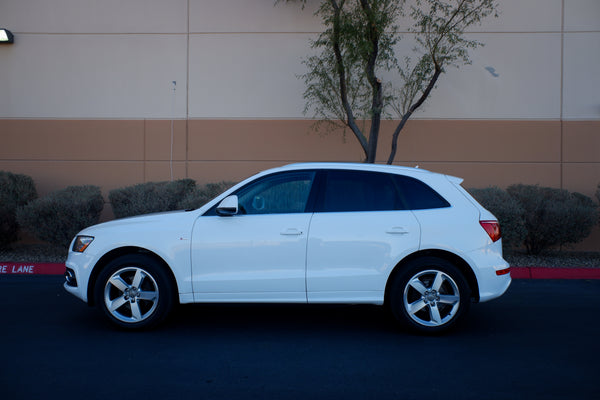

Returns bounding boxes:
[234,171,316,215]
[318,170,402,212]
[393,175,450,210]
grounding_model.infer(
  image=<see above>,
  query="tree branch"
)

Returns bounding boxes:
[387,65,441,164]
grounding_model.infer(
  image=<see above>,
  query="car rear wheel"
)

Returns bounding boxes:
[94,254,174,330]
[390,257,470,334]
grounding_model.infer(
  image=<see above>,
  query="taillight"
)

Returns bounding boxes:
[480,220,501,242]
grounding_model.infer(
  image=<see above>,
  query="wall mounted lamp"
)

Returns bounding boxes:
[0,29,14,44]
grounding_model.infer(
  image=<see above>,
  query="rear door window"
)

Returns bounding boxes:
[317,170,403,212]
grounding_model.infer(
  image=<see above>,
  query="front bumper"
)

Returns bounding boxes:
[63,250,97,303]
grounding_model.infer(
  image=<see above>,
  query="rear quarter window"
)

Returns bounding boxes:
[393,175,451,210]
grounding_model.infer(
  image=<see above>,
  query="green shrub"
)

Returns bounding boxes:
[178,181,237,210]
[597,183,600,225]
[507,184,599,255]
[17,186,104,248]
[0,171,38,248]
[109,179,197,219]
[468,186,527,251]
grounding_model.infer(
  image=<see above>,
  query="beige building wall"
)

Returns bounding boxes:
[1,0,599,249]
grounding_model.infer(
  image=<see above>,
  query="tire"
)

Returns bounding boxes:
[389,257,471,334]
[94,254,174,330]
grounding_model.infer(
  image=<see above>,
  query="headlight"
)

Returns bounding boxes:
[72,235,94,253]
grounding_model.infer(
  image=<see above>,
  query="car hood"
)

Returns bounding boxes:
[78,209,195,236]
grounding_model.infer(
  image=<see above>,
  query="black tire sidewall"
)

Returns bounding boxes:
[94,254,174,330]
[390,257,471,334]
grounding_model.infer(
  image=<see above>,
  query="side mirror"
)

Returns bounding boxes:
[216,195,239,216]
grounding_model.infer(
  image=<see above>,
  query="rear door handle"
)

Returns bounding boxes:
[281,228,303,236]
[386,227,409,235]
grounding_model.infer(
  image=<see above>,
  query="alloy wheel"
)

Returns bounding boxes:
[403,269,461,327]
[103,267,160,324]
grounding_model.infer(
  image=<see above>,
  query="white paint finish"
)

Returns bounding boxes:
[306,211,420,300]
[0,0,188,33]
[564,0,600,31]
[64,251,98,303]
[191,292,308,303]
[0,34,187,118]
[188,33,311,118]
[65,209,198,301]
[465,249,511,302]
[303,291,384,304]
[563,32,600,120]
[191,214,311,301]
[405,33,562,119]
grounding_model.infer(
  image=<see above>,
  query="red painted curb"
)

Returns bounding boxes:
[1,263,599,280]
[0,262,65,275]
[508,267,531,279]
[510,267,600,280]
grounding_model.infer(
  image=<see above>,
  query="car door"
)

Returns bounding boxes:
[306,170,420,303]
[191,171,316,302]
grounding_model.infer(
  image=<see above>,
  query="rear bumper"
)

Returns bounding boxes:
[479,272,511,302]
[473,254,512,302]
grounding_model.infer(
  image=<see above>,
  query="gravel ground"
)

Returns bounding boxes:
[0,243,68,263]
[505,251,600,268]
[1,243,599,268]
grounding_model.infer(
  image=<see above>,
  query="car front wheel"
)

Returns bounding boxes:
[94,254,174,329]
[390,257,470,334]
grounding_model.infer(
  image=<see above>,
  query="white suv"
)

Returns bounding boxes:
[65,163,511,333]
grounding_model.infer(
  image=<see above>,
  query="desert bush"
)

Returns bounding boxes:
[468,186,527,251]
[17,185,104,248]
[109,179,196,219]
[0,171,38,248]
[178,181,237,210]
[507,184,599,255]
[597,183,600,225]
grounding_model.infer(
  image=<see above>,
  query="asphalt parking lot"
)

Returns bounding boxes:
[1,276,598,400]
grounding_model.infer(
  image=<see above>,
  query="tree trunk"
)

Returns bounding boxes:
[360,0,382,164]
[366,118,379,163]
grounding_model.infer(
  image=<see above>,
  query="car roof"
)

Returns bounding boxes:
[273,162,456,180]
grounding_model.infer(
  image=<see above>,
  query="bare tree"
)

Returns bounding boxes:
[279,0,498,163]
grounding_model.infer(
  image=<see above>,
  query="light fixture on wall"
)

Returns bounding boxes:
[0,29,14,44]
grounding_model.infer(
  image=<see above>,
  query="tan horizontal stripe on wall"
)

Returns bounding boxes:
[1,118,598,195]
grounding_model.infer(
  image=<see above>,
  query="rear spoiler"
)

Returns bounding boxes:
[444,175,464,185]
